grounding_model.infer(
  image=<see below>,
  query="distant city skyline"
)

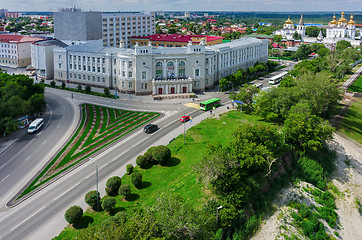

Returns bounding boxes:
[1,0,362,13]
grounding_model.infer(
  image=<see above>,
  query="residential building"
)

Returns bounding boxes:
[54,11,102,45]
[0,34,42,68]
[102,12,155,48]
[130,34,224,47]
[52,38,268,95]
[31,39,68,79]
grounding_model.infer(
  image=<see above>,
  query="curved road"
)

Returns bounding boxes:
[0,88,228,240]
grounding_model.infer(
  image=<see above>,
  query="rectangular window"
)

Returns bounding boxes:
[69,64,72,69]
[156,70,162,78]
[122,82,125,88]
[88,76,90,81]
[114,59,116,65]
[129,82,132,88]
[88,66,90,71]
[97,77,100,82]
[58,63,62,69]
[103,68,105,73]
[195,69,200,77]
[93,76,95,82]
[122,71,125,77]
[69,73,72,79]
[145,83,148,89]
[114,69,116,74]
[128,72,132,78]
[102,78,105,83]
[178,69,185,77]
[142,71,146,79]
[128,61,132,67]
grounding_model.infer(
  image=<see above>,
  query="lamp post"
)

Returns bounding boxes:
[216,206,223,226]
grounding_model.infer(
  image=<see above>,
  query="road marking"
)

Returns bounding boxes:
[43,140,47,145]
[184,103,199,109]
[53,183,79,201]
[1,175,9,182]
[86,173,93,179]
[57,124,60,129]
[25,156,30,162]
[10,206,46,231]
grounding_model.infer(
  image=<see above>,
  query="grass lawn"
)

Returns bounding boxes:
[55,111,266,239]
[338,98,362,144]
[348,76,362,93]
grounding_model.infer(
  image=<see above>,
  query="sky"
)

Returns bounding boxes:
[1,0,362,12]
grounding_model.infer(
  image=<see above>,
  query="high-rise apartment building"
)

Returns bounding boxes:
[102,12,155,48]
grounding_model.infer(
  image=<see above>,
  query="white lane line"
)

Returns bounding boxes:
[10,205,46,231]
[57,124,60,129]
[53,183,80,201]
[62,115,65,119]
[42,140,47,145]
[86,173,93,179]
[1,175,9,182]
[25,156,30,162]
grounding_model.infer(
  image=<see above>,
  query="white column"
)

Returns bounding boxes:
[165,84,168,94]
[175,60,178,77]
[153,83,156,94]
[189,83,192,93]
[177,84,180,93]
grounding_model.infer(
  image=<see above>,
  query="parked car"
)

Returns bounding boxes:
[143,124,158,134]
[180,116,190,122]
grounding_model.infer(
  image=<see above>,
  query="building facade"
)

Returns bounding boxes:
[102,12,155,48]
[31,39,68,79]
[54,11,102,45]
[0,34,42,68]
[130,34,224,47]
[274,15,305,39]
[52,38,268,95]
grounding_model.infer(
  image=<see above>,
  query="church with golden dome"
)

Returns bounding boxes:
[324,12,360,48]
[274,15,305,39]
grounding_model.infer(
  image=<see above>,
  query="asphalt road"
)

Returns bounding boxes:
[0,91,78,207]
[0,87,228,240]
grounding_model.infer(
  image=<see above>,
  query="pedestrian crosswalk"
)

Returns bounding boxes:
[184,103,199,109]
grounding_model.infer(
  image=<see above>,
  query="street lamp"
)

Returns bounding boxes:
[216,206,223,226]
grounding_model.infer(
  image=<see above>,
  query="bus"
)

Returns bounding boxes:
[269,71,288,85]
[200,98,221,111]
[28,118,44,134]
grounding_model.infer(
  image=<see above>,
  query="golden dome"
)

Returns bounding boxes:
[348,15,355,25]
[338,12,347,24]
[330,14,338,25]
[284,16,293,24]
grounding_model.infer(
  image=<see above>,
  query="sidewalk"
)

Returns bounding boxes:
[342,65,362,90]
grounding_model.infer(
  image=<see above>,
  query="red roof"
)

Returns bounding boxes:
[0,34,42,43]
[131,34,223,43]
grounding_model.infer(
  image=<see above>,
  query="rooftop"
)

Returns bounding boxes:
[131,34,223,43]
[33,39,68,47]
[0,34,43,43]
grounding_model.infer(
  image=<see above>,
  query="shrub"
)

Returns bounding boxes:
[64,206,83,224]
[131,172,142,188]
[102,197,116,212]
[104,87,110,96]
[50,81,56,87]
[61,82,66,89]
[85,190,100,209]
[296,157,326,189]
[152,145,171,165]
[77,84,82,92]
[85,85,91,94]
[126,164,134,175]
[144,147,156,163]
[106,176,122,196]
[136,155,148,169]
[118,184,131,199]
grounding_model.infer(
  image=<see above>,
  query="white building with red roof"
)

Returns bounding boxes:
[0,34,42,68]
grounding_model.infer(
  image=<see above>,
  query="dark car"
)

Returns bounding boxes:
[143,124,158,133]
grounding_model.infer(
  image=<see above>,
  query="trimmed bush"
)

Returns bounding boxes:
[131,172,142,188]
[152,145,171,165]
[104,87,110,96]
[64,205,83,224]
[118,184,131,199]
[77,84,82,92]
[102,197,116,212]
[126,164,134,175]
[144,147,156,163]
[106,176,122,196]
[50,81,56,87]
[61,82,66,89]
[85,190,100,209]
[136,155,148,169]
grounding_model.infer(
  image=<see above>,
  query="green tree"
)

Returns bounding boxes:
[152,145,171,165]
[77,84,82,92]
[101,197,116,212]
[230,85,259,113]
[131,172,142,188]
[61,82,66,89]
[105,176,122,196]
[85,85,91,94]
[126,164,134,175]
[136,155,149,168]
[283,102,334,151]
[336,40,351,51]
[104,87,110,96]
[118,184,131,199]
[64,206,83,224]
[273,35,282,43]
[28,93,46,114]
[85,190,100,209]
[50,81,56,87]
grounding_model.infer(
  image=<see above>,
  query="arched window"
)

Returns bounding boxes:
[178,61,186,66]
[155,61,162,67]
[167,61,174,67]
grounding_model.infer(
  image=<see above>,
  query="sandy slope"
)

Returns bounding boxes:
[251,133,362,240]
